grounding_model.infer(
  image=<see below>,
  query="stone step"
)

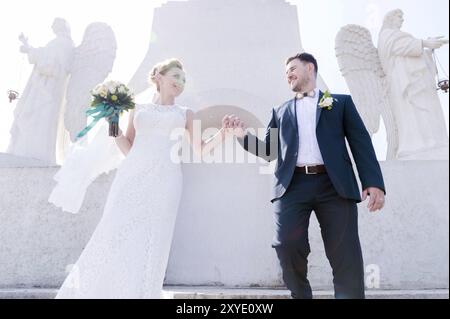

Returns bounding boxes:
[0,287,448,299]
[164,287,449,299]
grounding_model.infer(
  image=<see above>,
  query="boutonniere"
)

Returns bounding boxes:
[318,90,337,110]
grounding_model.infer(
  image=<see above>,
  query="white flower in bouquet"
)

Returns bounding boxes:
[92,84,101,95]
[104,81,117,94]
[99,87,108,98]
[92,83,108,98]
[118,85,128,94]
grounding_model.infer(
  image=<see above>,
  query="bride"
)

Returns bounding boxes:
[49,58,233,298]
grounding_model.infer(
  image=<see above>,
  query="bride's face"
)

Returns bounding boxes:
[158,67,186,97]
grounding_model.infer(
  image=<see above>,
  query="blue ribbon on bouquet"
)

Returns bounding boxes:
[76,102,121,140]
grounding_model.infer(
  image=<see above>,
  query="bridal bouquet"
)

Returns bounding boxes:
[76,81,136,139]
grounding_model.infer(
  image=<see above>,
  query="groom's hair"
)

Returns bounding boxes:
[286,53,318,75]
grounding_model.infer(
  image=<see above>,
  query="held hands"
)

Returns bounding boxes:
[222,114,247,139]
[423,36,449,49]
[362,187,385,212]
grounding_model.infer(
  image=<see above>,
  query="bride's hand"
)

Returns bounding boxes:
[221,115,234,136]
[233,120,247,139]
[229,115,247,138]
[116,128,124,138]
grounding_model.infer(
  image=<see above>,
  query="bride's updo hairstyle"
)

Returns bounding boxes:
[149,58,184,92]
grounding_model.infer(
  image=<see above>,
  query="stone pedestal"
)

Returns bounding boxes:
[0,154,448,290]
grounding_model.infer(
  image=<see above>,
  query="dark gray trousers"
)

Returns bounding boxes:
[272,171,365,299]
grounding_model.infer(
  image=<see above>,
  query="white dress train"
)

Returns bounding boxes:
[55,103,187,298]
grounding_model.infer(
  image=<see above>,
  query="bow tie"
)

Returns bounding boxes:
[296,90,316,99]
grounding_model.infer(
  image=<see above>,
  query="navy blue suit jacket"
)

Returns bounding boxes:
[238,91,386,203]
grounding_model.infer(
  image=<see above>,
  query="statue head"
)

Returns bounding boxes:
[149,58,186,97]
[382,9,404,30]
[52,18,71,38]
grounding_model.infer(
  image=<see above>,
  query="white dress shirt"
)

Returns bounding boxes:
[296,88,325,166]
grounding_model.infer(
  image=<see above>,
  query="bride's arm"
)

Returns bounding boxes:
[115,110,136,156]
[185,109,229,156]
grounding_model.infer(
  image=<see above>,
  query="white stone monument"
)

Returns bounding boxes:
[7,18,75,165]
[335,9,449,161]
[7,19,117,165]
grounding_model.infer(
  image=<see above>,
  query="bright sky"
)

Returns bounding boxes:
[0,0,448,160]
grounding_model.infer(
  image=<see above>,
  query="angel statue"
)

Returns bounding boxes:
[336,9,449,160]
[7,18,117,165]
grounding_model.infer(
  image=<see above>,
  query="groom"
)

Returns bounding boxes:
[226,53,385,299]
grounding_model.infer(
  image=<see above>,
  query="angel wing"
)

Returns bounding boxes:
[335,24,398,160]
[64,22,117,142]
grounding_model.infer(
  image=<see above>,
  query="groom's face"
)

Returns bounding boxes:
[286,59,311,92]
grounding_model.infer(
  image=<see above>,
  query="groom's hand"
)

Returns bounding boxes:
[223,114,247,138]
[362,187,385,212]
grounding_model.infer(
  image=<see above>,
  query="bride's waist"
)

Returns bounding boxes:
[120,154,182,177]
[131,138,178,151]
[126,146,181,164]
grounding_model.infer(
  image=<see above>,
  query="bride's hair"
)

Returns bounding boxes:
[150,58,184,92]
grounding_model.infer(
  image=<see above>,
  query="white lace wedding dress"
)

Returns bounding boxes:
[55,103,187,299]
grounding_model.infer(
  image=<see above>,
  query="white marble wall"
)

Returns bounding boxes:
[129,0,327,118]
[0,155,448,290]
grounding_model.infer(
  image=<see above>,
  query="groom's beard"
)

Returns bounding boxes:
[292,77,310,93]
[293,83,305,93]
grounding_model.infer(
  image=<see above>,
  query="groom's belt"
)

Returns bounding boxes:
[295,165,327,175]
